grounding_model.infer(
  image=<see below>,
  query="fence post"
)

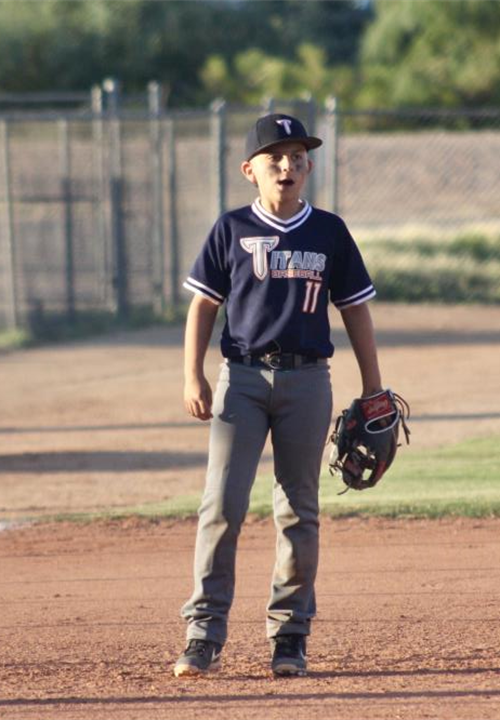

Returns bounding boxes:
[262,97,276,114]
[91,84,110,309]
[0,120,18,330]
[210,99,227,218]
[304,95,317,205]
[324,96,340,214]
[59,119,75,322]
[148,81,166,315]
[104,78,128,320]
[166,117,180,310]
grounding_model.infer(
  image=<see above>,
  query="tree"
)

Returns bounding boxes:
[0,1,115,92]
[250,0,371,65]
[0,1,234,98]
[0,0,369,106]
[200,43,357,105]
[357,0,500,108]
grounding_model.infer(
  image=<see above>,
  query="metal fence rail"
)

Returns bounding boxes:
[1,96,499,332]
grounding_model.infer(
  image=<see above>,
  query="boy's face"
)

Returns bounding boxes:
[241,141,312,207]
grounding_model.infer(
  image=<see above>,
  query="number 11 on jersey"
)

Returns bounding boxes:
[303,281,321,314]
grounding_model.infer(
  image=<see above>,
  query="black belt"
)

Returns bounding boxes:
[228,353,325,371]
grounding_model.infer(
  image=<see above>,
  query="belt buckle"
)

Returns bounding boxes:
[262,352,283,370]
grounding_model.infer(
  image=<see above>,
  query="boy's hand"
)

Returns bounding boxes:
[184,375,213,421]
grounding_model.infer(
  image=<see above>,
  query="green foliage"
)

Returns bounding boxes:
[1,0,499,111]
[449,233,500,262]
[201,43,356,105]
[359,233,500,303]
[0,0,368,106]
[0,1,228,99]
[0,304,189,352]
[358,0,500,109]
[262,0,370,65]
[370,268,500,304]
[0,1,114,92]
[0,328,30,351]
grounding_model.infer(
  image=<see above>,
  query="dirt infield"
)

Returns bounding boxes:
[1,303,500,719]
[1,516,500,720]
[1,303,500,520]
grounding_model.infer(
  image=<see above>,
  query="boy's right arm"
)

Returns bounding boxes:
[184,294,220,421]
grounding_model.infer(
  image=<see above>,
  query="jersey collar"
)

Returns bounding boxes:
[251,198,312,233]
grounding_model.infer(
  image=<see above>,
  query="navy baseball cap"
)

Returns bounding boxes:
[245,113,322,161]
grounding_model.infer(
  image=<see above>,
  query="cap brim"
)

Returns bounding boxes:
[247,136,323,161]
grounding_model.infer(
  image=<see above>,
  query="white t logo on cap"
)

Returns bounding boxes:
[276,119,292,135]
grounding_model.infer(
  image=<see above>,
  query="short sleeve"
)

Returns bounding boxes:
[183,219,230,305]
[329,219,376,309]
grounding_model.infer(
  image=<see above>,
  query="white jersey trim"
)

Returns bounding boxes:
[334,285,376,310]
[183,277,224,305]
[251,198,312,233]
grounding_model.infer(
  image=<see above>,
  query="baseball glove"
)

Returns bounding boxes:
[329,389,410,492]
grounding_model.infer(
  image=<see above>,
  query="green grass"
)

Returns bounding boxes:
[46,494,202,524]
[40,435,500,524]
[0,304,189,352]
[317,435,500,518]
[207,434,499,519]
[0,328,30,351]
[2,233,499,353]
[358,232,500,303]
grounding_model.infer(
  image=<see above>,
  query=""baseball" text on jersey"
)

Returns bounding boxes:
[240,237,326,282]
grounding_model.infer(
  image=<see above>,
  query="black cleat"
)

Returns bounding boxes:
[271,634,307,676]
[173,639,222,677]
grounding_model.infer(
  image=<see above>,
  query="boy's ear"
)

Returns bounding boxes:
[241,160,258,186]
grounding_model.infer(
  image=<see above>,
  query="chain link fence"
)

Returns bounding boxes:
[1,94,499,332]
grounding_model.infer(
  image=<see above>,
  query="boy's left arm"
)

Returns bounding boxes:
[340,302,382,397]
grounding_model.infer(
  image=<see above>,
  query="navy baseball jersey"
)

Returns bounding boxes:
[183,199,375,358]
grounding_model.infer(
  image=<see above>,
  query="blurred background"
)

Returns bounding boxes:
[1,0,499,340]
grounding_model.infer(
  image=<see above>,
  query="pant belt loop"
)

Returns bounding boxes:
[243,355,252,367]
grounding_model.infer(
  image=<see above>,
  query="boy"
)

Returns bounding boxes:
[174,113,382,677]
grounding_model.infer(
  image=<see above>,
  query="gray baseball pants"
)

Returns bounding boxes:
[181,360,333,646]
